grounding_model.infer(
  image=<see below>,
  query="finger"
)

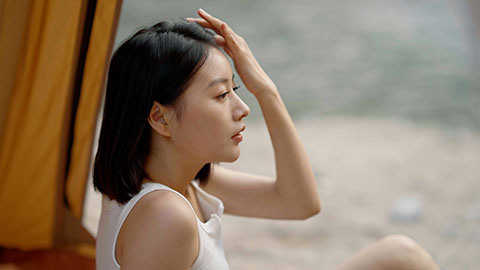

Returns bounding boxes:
[220,23,239,50]
[186,18,223,36]
[187,18,213,30]
[187,13,236,53]
[186,19,226,46]
[186,17,207,25]
[214,35,226,46]
[197,9,225,32]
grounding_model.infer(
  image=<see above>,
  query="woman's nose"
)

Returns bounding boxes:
[232,93,250,121]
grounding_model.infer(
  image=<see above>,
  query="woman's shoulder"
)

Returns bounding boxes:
[130,189,197,228]
[117,189,199,268]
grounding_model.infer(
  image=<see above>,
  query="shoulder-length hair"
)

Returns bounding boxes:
[93,21,217,204]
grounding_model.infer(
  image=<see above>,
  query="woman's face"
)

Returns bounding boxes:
[169,47,250,163]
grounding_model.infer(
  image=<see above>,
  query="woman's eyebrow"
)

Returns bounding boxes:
[206,75,235,89]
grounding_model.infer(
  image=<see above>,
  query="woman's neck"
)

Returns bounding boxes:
[143,146,205,196]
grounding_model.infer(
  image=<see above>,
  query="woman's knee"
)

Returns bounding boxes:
[377,234,438,270]
[378,234,419,254]
[335,234,438,270]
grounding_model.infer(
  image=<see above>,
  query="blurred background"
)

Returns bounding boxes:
[114,0,480,127]
[80,0,480,269]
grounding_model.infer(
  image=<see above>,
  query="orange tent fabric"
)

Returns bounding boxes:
[65,0,123,221]
[0,0,122,255]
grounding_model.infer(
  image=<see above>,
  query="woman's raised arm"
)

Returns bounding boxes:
[187,9,320,220]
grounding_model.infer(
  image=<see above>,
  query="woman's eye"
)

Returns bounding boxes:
[218,92,230,99]
[217,85,240,99]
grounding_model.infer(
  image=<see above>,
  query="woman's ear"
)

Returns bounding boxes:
[148,101,172,137]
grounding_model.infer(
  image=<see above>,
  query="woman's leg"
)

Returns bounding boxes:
[335,234,439,270]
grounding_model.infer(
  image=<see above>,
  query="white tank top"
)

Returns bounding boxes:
[96,180,230,270]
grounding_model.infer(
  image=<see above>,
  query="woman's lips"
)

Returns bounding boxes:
[232,133,243,143]
[231,125,246,142]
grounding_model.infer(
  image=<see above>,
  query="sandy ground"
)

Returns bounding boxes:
[83,116,480,269]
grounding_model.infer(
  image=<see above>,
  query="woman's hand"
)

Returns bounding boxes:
[187,9,276,97]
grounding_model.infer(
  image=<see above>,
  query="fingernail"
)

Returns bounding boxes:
[199,8,208,15]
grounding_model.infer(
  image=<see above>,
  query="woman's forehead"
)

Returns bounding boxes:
[195,48,232,83]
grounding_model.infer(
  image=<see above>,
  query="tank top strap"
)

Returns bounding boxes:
[140,181,197,214]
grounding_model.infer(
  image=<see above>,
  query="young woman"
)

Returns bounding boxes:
[94,8,439,270]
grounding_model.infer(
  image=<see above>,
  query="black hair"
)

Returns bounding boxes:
[93,20,217,204]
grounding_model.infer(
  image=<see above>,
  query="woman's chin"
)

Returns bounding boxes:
[217,148,241,163]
